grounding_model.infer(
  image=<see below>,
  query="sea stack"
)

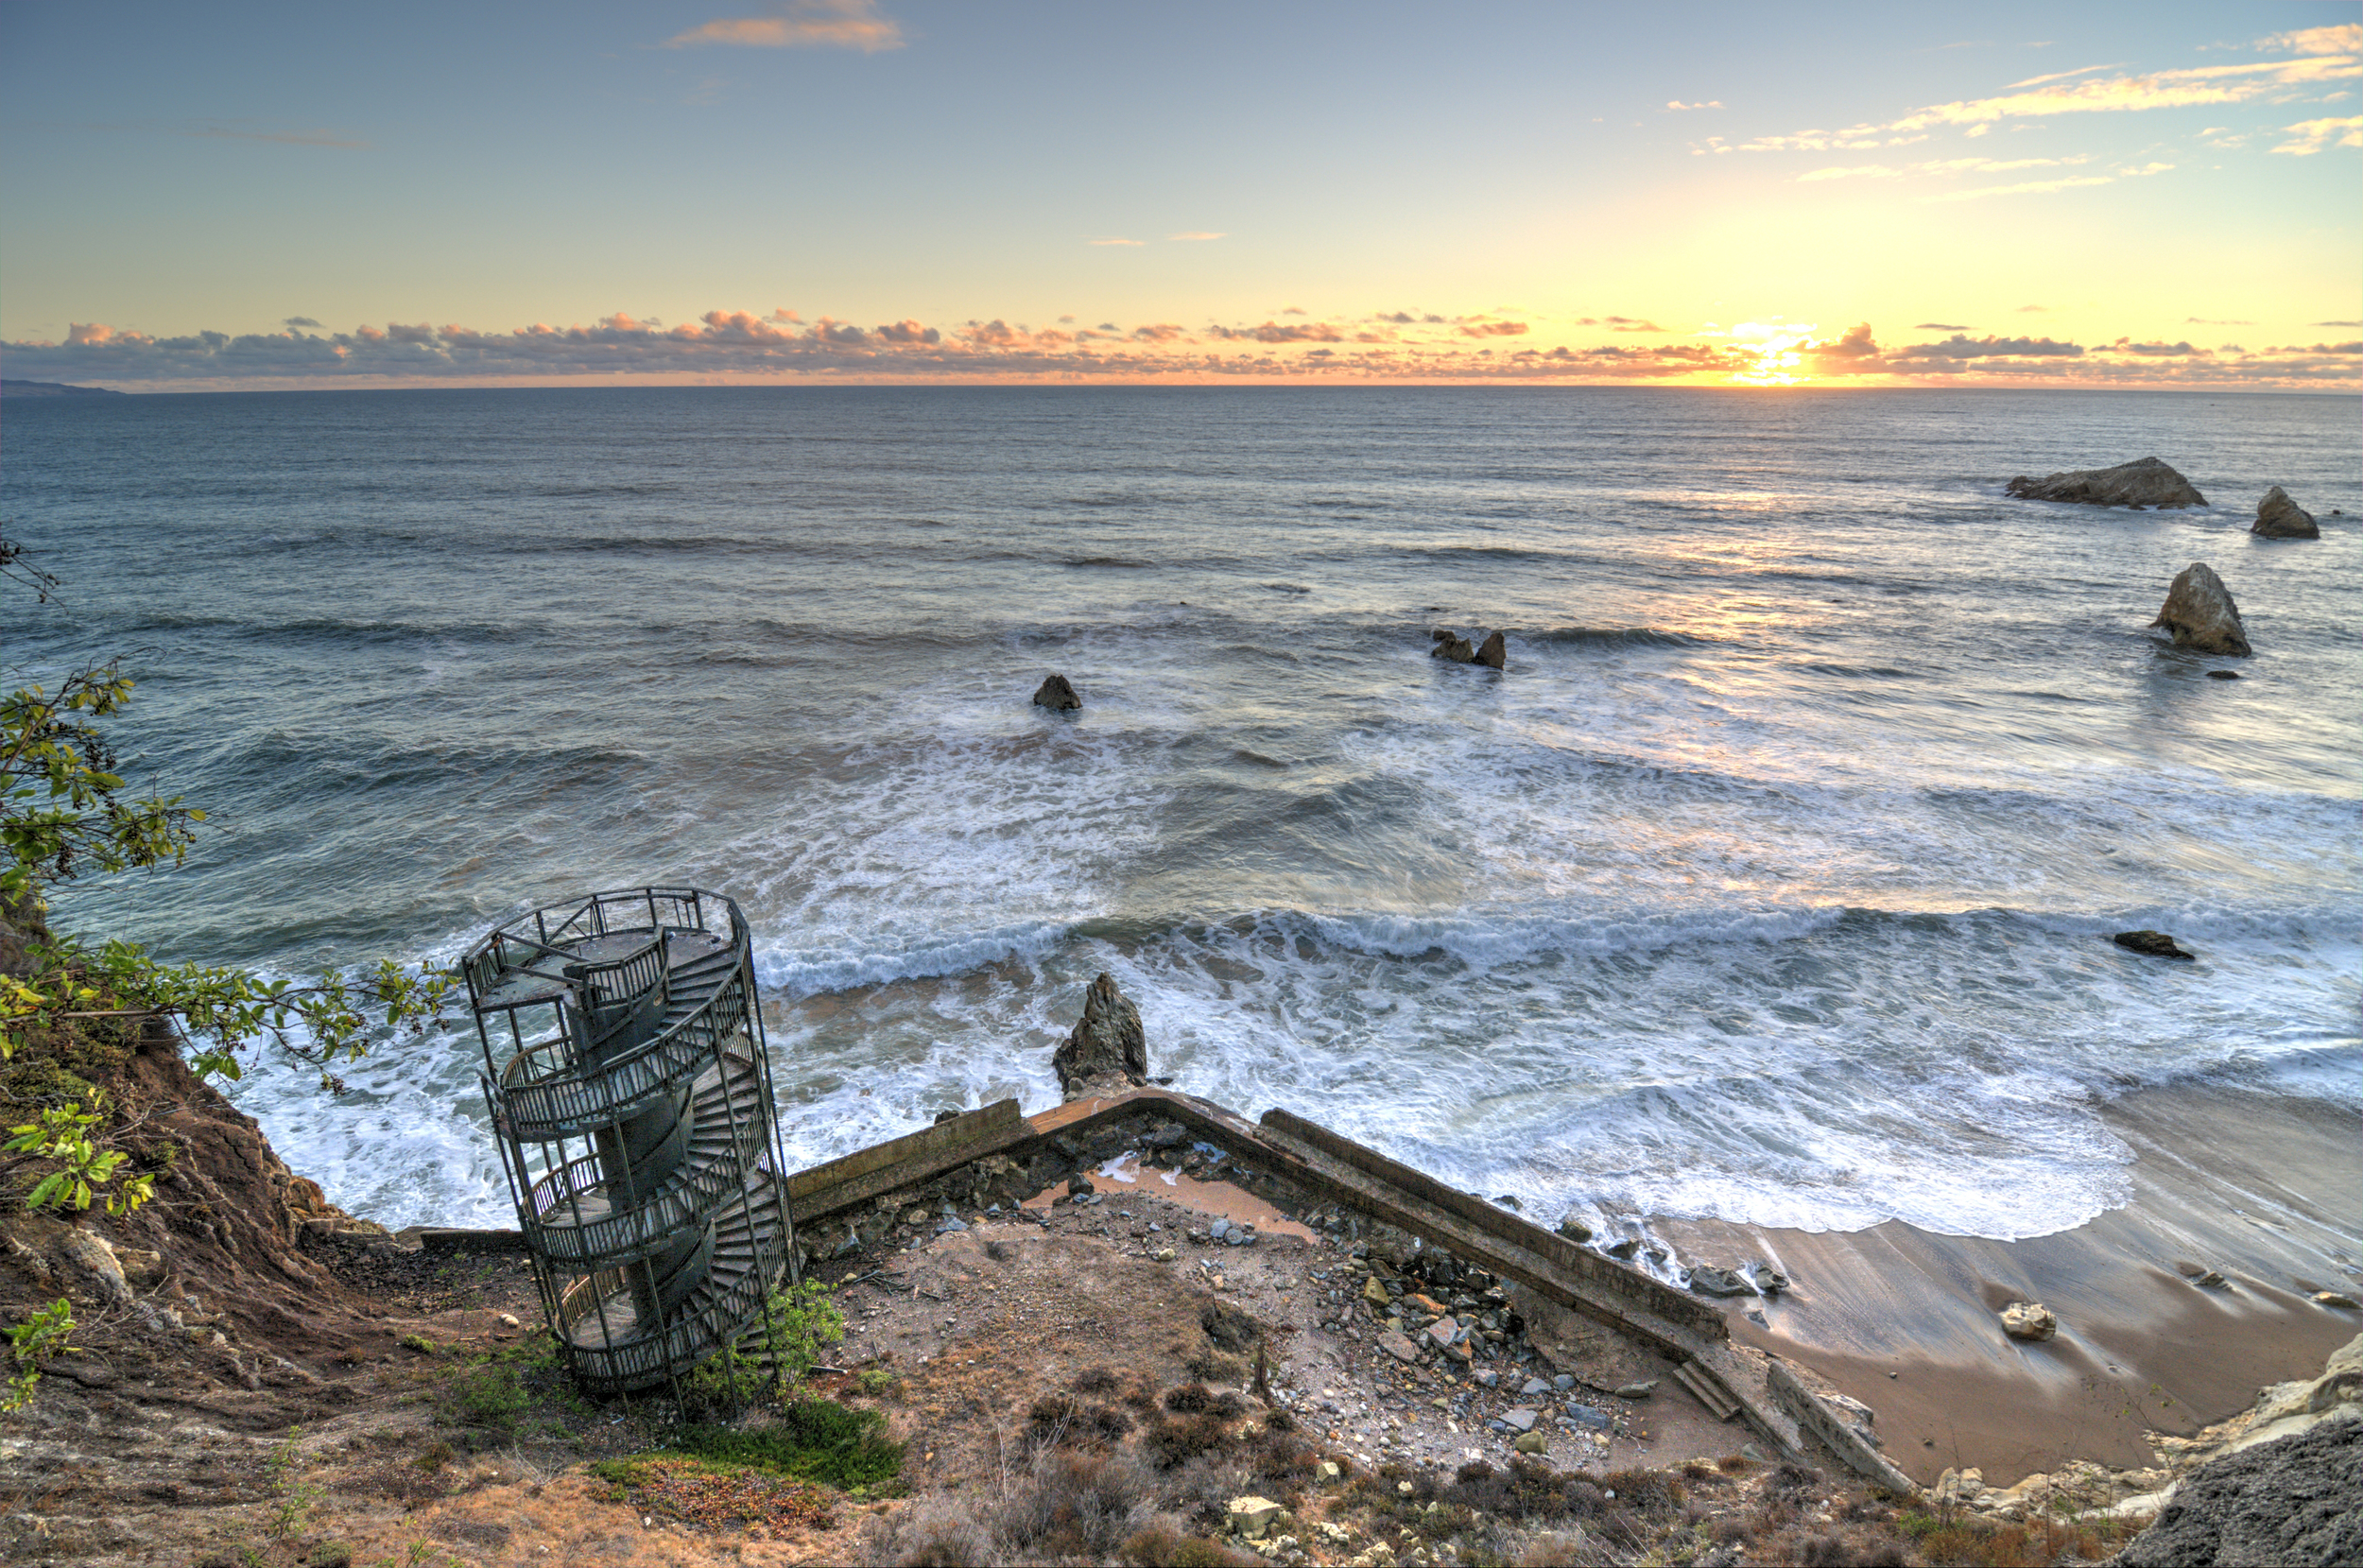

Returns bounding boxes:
[1032,672,1082,711]
[2006,457,2206,509]
[1475,630,1507,669]
[2252,486,2320,539]
[1430,629,1475,663]
[2151,562,2251,655]
[1051,972,1147,1099]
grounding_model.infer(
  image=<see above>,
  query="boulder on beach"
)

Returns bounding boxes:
[1050,971,1147,1098]
[2001,1301,2059,1342]
[2114,930,2196,961]
[1430,629,1475,663]
[2150,562,2251,656]
[1032,672,1082,711]
[2252,486,2321,540]
[1687,1265,1753,1298]
[2006,456,2206,509]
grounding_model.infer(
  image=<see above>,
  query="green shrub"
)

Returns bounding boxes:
[669,1398,903,1490]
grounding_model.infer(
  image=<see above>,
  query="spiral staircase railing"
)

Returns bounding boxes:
[462,887,798,1400]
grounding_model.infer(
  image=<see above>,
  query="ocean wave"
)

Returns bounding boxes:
[1526,626,1722,648]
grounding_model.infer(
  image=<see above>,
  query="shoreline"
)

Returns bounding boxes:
[1643,1080,2363,1483]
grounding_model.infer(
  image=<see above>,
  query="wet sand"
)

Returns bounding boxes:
[1643,1083,2363,1484]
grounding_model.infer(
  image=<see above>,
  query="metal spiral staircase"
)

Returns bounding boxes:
[462,887,798,1399]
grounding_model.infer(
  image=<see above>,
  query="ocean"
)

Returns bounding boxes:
[8,386,2358,1249]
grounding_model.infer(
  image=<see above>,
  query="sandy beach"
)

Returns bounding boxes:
[1645,1081,2363,1483]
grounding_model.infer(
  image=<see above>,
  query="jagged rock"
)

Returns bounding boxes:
[2115,1412,2363,1568]
[1748,1262,1789,1294]
[2002,1301,2059,1341]
[2007,456,2206,508]
[2317,1291,2361,1310]
[54,1225,133,1305]
[1227,1495,1285,1540]
[1687,1265,1752,1298]
[2151,562,2251,656]
[1429,629,1475,663]
[2252,486,2320,540]
[1557,1216,1593,1244]
[1032,672,1081,711]
[1475,631,1506,669]
[2114,930,2196,961]
[1050,972,1146,1097]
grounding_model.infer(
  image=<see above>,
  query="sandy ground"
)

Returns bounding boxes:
[1636,1083,2363,1484]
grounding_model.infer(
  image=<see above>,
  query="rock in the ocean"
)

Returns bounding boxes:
[2150,562,2251,656]
[1748,1262,1789,1295]
[2206,670,2241,681]
[1430,629,1475,663]
[2001,1301,2059,1341]
[2251,486,2320,540]
[1557,1215,1593,1244]
[2113,930,2196,961]
[1050,972,1147,1097]
[1687,1266,1753,1298]
[2316,1291,2360,1310]
[1032,672,1082,711]
[1475,631,1507,669]
[2006,456,2207,508]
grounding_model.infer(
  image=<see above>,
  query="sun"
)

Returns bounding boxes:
[1718,319,1819,385]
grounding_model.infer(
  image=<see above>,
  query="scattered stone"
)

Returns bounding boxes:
[2002,1301,2060,1342]
[1211,1218,1233,1240]
[2151,561,2251,656]
[1430,629,1475,663]
[1604,1237,1640,1261]
[496,1313,521,1329]
[1227,1495,1286,1541]
[1746,1309,1769,1328]
[1564,1404,1612,1431]
[1377,1330,1423,1365]
[2316,1292,2361,1310]
[1502,1408,1538,1433]
[1513,1431,1548,1455]
[1552,1374,1575,1392]
[1556,1216,1593,1244]
[2114,930,2197,961]
[1521,1377,1552,1397]
[1067,1174,1095,1197]
[1364,1275,1392,1308]
[1154,1247,1176,1263]
[1748,1263,1789,1295]
[2251,486,2321,540]
[2006,456,2206,509]
[1316,1460,1343,1483]
[1051,972,1147,1096]
[936,1216,968,1233]
[1032,672,1081,711]
[1686,1265,1752,1298]
[2193,1270,2227,1288]
[1475,631,1506,670]
[1615,1381,1658,1400]
[1146,1121,1189,1149]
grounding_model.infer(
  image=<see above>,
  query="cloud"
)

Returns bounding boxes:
[2258,25,2363,57]
[1608,318,1664,333]
[1895,334,2084,358]
[2016,304,2048,313]
[1665,100,1724,111]
[283,317,322,329]
[2006,63,2125,89]
[2314,319,2363,327]
[1088,237,1145,247]
[1800,154,2088,182]
[1278,306,1306,316]
[11,307,2354,391]
[1914,321,1971,330]
[2272,115,2363,154]
[668,0,904,51]
[1167,231,1226,242]
[2185,317,2253,325]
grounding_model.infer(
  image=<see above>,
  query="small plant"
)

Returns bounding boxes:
[855,1366,897,1397]
[683,1279,845,1408]
[266,1427,324,1538]
[3,1297,74,1411]
[446,1362,528,1441]
[5,1100,155,1215]
[397,1333,438,1355]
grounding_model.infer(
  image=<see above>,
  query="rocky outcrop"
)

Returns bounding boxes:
[1032,673,1081,711]
[1432,629,1506,668]
[2007,456,2206,508]
[2116,1411,2362,1568]
[2114,930,2196,961]
[2253,486,2321,540]
[1050,972,1147,1098]
[2151,562,2251,655]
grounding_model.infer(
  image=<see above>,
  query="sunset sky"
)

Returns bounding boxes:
[4,1,2358,389]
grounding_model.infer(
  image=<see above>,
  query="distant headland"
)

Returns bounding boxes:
[2,378,126,397]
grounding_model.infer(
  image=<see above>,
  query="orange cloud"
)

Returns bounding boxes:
[668,0,904,52]
[2273,115,2363,154]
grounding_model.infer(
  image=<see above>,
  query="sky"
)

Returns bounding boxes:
[3,1,2358,390]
